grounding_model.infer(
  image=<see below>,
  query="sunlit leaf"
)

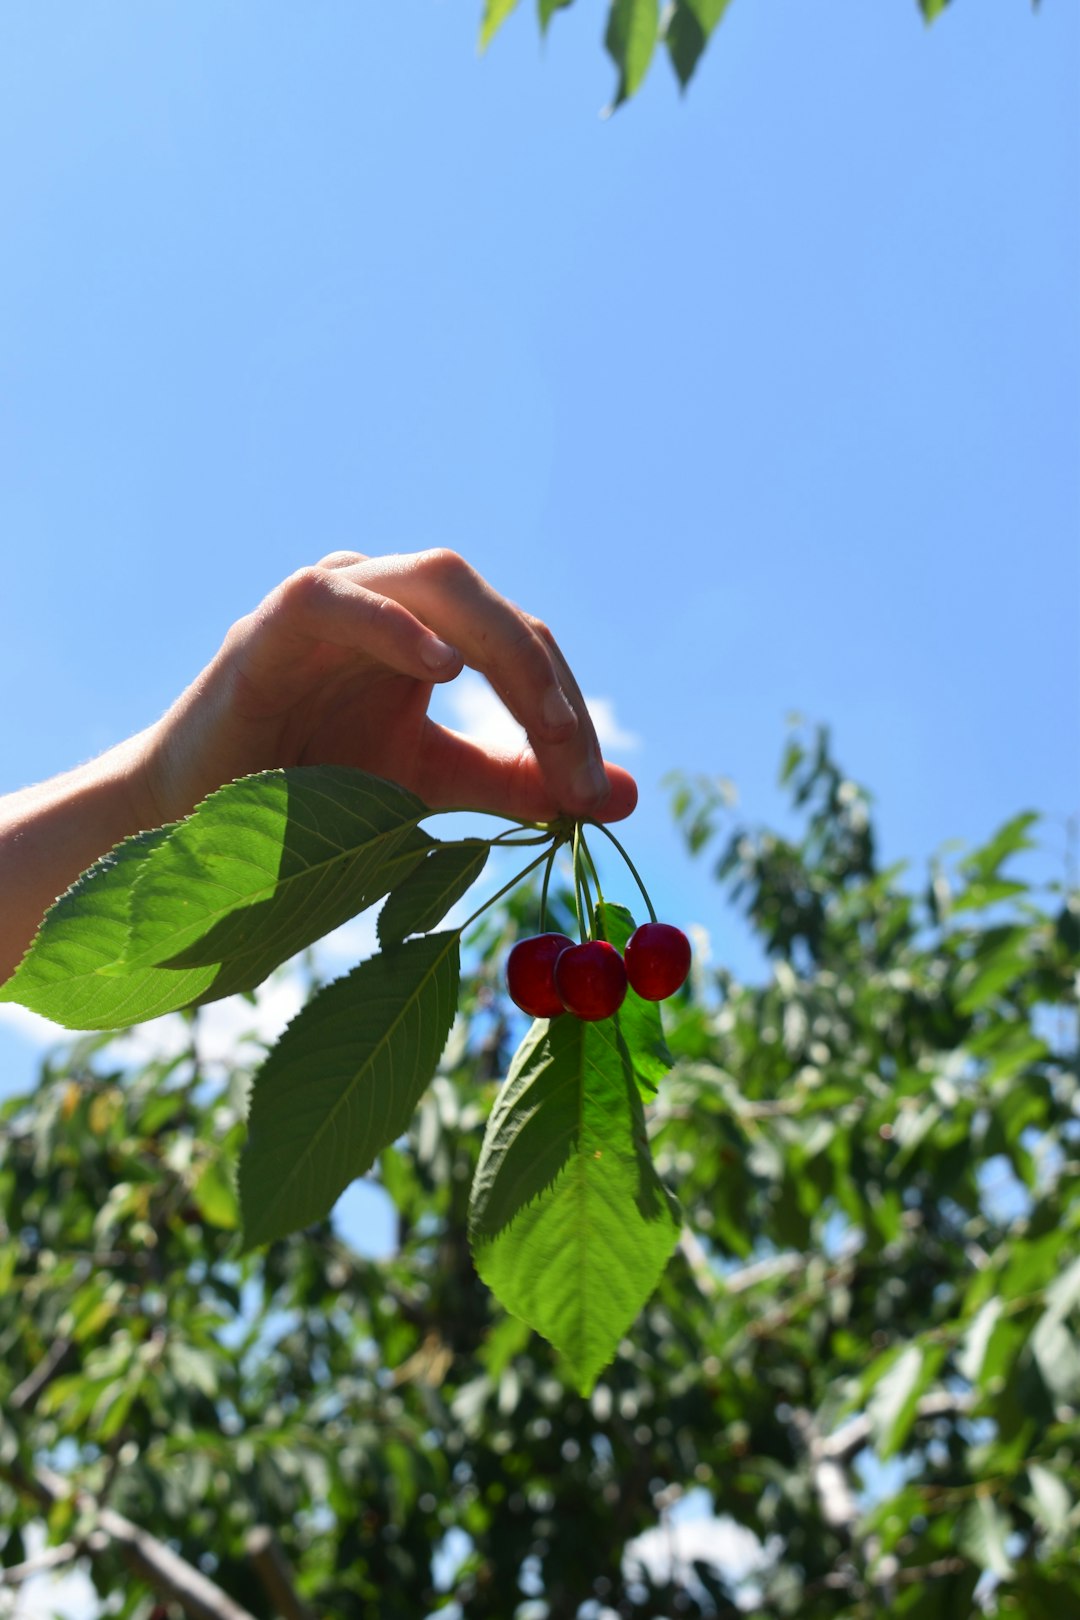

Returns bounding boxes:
[0,828,217,1030]
[605,0,659,106]
[470,1012,679,1393]
[480,0,522,49]
[957,1495,1014,1578]
[124,768,432,998]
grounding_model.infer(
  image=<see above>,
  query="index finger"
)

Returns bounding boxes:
[346,550,619,816]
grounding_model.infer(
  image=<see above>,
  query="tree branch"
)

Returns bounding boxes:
[819,1391,972,1465]
[246,1526,317,1620]
[9,1336,75,1413]
[3,1460,261,1620]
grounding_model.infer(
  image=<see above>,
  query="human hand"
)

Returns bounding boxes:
[139,549,638,829]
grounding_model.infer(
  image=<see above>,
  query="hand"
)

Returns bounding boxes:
[140,549,638,828]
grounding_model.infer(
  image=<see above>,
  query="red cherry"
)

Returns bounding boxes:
[623,923,691,1001]
[506,933,575,1018]
[554,940,628,1022]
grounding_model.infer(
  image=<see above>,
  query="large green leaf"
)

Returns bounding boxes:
[239,931,460,1248]
[0,829,218,1030]
[469,1012,679,1394]
[123,768,432,998]
[378,840,489,948]
[665,0,733,89]
[605,0,659,107]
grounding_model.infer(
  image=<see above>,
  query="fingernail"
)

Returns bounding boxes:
[574,756,611,806]
[421,638,459,671]
[543,684,577,732]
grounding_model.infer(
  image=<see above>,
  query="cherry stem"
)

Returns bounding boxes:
[538,843,558,934]
[457,845,559,936]
[577,831,608,939]
[571,821,593,944]
[588,821,658,924]
[484,828,553,849]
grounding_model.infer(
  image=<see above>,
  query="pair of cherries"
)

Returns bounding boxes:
[506,922,691,1023]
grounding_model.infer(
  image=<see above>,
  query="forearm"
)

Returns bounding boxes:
[0,731,161,982]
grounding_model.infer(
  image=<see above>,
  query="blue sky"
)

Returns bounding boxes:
[0,0,1077,1100]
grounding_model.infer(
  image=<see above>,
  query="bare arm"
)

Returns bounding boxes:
[0,549,637,981]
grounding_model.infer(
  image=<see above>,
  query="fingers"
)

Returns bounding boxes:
[411,720,638,826]
[256,566,465,681]
[341,550,615,815]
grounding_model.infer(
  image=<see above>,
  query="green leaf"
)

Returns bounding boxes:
[469,1012,679,1394]
[920,0,951,20]
[665,0,733,89]
[239,931,460,1248]
[378,840,489,948]
[0,828,219,1030]
[1027,1254,1080,1400]
[538,0,574,34]
[957,929,1030,1013]
[956,1298,1003,1386]
[191,1153,240,1231]
[961,812,1038,883]
[167,1341,219,1400]
[1027,1463,1072,1537]
[480,0,521,50]
[596,901,673,1095]
[867,1341,945,1459]
[605,0,659,106]
[957,1494,1015,1578]
[950,878,1029,915]
[124,768,431,998]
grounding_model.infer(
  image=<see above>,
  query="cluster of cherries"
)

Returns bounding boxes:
[506,921,691,1022]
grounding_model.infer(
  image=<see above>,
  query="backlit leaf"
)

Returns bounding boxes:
[867,1341,945,1458]
[0,828,218,1030]
[957,1495,1014,1578]
[124,768,432,998]
[1027,1463,1072,1537]
[470,1011,679,1393]
[605,0,659,106]
[480,0,522,49]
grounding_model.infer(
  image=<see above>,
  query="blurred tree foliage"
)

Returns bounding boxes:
[1,729,1077,1619]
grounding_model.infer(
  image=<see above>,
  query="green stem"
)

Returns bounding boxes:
[571,822,592,943]
[538,843,559,934]
[577,831,608,938]
[484,829,553,849]
[457,845,559,936]
[589,821,657,923]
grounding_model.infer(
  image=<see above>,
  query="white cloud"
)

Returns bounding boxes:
[579,695,640,753]
[438,671,640,754]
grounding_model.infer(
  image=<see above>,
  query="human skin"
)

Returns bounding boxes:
[0,549,637,982]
